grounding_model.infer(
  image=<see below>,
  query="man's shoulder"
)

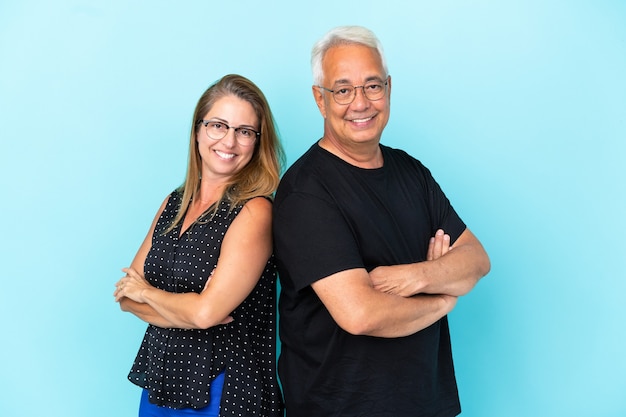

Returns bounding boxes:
[280,143,334,185]
[381,143,417,160]
[380,143,429,171]
[275,143,326,203]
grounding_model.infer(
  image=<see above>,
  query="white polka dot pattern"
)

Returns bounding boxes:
[128,191,283,415]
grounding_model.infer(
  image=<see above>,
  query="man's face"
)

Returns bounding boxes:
[314,44,391,149]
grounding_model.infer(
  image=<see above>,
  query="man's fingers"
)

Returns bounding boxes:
[427,237,436,261]
[428,229,451,261]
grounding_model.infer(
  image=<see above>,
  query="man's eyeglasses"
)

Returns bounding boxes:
[197,119,260,146]
[317,78,389,105]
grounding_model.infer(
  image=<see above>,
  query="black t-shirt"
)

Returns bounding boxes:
[273,143,466,417]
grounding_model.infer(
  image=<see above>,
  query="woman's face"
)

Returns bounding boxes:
[196,94,258,182]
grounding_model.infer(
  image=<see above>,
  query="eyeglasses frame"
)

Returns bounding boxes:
[317,78,389,105]
[196,119,260,146]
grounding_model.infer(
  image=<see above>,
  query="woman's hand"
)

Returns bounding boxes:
[114,267,152,303]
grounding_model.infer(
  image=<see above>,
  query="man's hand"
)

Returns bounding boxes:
[370,229,450,297]
[427,229,451,261]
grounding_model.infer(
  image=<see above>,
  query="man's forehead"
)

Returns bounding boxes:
[322,45,385,85]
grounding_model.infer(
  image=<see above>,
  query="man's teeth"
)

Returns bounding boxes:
[215,150,235,159]
[352,117,372,123]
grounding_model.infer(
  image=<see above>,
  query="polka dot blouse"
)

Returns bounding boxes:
[128,190,283,416]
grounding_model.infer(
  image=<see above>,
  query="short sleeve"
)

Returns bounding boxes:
[421,164,467,244]
[273,190,364,291]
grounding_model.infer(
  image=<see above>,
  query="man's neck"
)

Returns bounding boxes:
[318,136,383,169]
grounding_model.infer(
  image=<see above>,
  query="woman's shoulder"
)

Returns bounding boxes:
[240,195,273,214]
[227,196,271,225]
[159,188,181,211]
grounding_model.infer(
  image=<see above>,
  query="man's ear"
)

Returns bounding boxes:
[312,85,327,119]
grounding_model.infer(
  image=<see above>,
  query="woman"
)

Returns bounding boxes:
[114,74,284,417]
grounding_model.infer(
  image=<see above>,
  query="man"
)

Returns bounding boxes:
[273,25,491,417]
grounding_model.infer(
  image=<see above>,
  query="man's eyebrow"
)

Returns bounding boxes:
[332,75,385,86]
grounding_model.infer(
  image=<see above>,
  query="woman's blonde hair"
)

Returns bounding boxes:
[167,74,285,232]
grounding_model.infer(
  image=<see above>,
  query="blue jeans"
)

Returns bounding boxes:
[138,371,225,416]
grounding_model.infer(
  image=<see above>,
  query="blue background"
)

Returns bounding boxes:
[1,1,624,416]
